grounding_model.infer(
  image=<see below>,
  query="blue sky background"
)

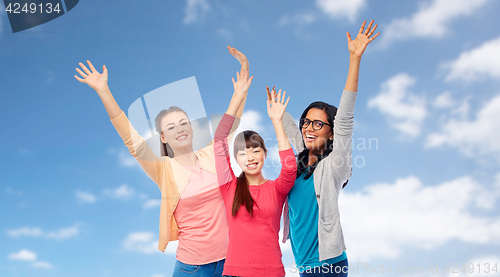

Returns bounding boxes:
[1,0,500,276]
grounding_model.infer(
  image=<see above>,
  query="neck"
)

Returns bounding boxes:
[245,172,267,186]
[308,149,324,166]
[173,150,198,166]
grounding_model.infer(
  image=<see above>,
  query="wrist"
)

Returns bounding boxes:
[349,54,362,62]
[95,84,110,95]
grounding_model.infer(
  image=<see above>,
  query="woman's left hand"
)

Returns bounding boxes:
[228,45,249,72]
[232,70,254,97]
[267,87,290,122]
[347,20,380,59]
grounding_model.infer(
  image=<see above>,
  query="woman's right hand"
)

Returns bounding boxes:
[74,60,108,92]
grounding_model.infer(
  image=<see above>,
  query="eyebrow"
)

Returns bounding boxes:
[165,118,188,127]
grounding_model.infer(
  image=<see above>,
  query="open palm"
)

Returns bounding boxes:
[347,20,380,58]
[267,88,290,122]
[74,60,108,91]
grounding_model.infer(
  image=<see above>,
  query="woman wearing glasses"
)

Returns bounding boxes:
[271,20,380,277]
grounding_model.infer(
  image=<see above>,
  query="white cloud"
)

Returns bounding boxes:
[315,0,366,23]
[119,150,139,168]
[433,91,455,108]
[122,232,177,254]
[279,12,317,27]
[236,110,264,134]
[184,0,210,24]
[368,73,426,137]
[6,227,43,238]
[340,175,500,261]
[426,94,500,160]
[380,0,490,47]
[216,28,233,40]
[143,199,161,209]
[443,37,500,82]
[7,224,80,240]
[8,249,37,261]
[122,232,158,254]
[32,261,54,269]
[45,224,80,240]
[75,190,96,204]
[103,184,135,200]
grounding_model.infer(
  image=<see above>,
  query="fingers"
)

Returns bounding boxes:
[74,75,85,83]
[284,96,290,109]
[232,77,236,86]
[281,90,286,104]
[367,24,378,37]
[79,62,91,75]
[358,20,366,34]
[248,76,254,85]
[266,99,271,110]
[102,65,108,76]
[369,32,380,42]
[364,20,374,35]
[346,32,352,43]
[75,67,87,78]
[271,88,276,103]
[236,71,240,80]
[87,60,97,73]
[266,86,272,101]
[277,89,282,103]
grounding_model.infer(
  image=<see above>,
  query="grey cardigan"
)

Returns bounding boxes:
[282,89,357,261]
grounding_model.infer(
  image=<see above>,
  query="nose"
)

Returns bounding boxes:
[246,150,255,161]
[306,122,315,133]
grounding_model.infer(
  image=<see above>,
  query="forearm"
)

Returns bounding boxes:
[225,92,246,117]
[272,120,292,151]
[96,85,122,119]
[344,55,361,93]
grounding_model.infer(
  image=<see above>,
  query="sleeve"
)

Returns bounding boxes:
[324,89,357,190]
[214,113,237,196]
[205,116,241,148]
[274,148,298,196]
[110,111,165,190]
[283,112,305,154]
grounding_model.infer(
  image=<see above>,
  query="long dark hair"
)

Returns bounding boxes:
[297,101,337,180]
[154,106,189,158]
[232,130,267,217]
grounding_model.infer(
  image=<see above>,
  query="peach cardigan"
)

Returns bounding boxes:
[110,110,239,252]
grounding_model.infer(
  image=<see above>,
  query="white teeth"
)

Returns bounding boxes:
[247,163,257,168]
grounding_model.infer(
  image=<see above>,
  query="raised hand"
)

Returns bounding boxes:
[74,60,108,92]
[347,20,380,58]
[232,70,254,97]
[267,87,290,122]
[227,45,249,71]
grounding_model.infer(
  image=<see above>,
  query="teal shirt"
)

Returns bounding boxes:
[288,171,346,268]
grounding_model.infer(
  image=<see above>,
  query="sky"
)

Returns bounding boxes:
[1,0,500,276]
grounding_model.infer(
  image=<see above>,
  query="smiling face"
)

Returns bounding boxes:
[236,147,267,175]
[233,131,267,176]
[302,108,333,152]
[160,111,194,151]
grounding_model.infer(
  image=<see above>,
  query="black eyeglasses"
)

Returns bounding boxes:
[299,118,332,130]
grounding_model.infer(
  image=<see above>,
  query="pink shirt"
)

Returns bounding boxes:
[173,165,229,264]
[214,114,297,277]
